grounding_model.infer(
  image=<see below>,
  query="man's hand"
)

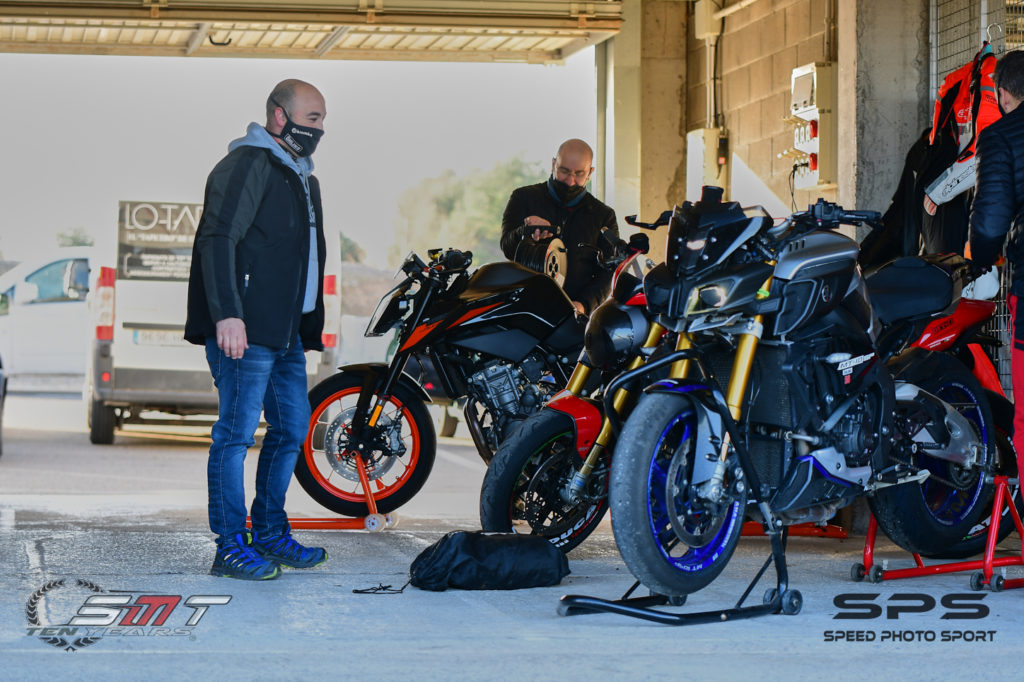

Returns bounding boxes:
[216,317,248,359]
[572,301,585,315]
[523,216,553,242]
[924,194,938,216]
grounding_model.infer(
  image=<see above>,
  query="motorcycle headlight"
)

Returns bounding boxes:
[366,282,412,337]
[584,300,650,370]
[685,282,732,315]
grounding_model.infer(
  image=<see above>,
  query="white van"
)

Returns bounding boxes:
[86,200,341,444]
[0,246,97,377]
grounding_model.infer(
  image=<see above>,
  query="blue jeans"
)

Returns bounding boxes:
[205,335,309,541]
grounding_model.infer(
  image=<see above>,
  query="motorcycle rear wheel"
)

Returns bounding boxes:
[295,372,436,516]
[871,356,996,556]
[479,409,609,553]
[610,392,746,598]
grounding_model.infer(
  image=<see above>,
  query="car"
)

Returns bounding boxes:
[0,246,97,378]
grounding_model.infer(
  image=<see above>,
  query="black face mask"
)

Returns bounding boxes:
[270,97,323,157]
[549,175,587,204]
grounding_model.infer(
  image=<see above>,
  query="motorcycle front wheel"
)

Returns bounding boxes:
[872,356,996,556]
[295,372,436,517]
[610,392,746,598]
[479,409,609,553]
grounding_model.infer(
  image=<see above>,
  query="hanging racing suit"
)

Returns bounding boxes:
[924,42,1000,208]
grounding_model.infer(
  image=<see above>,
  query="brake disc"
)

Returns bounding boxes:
[322,406,401,482]
[665,445,727,547]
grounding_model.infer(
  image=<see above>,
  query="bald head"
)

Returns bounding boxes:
[552,138,594,188]
[265,79,326,129]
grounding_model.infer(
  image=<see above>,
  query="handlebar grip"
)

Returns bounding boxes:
[841,209,883,223]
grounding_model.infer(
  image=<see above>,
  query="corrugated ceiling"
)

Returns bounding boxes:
[0,1,623,63]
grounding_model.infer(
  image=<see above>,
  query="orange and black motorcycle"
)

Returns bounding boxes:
[295,247,585,517]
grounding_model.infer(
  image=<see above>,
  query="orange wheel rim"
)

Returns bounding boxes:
[303,386,421,503]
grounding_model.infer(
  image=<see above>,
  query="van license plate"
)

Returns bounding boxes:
[133,330,187,346]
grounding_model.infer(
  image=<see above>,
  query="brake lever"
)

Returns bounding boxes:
[625,210,672,230]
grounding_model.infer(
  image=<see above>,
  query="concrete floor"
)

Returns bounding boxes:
[2,392,1024,680]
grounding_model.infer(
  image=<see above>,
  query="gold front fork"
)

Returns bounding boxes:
[716,275,774,464]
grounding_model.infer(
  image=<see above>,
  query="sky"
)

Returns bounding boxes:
[0,49,596,267]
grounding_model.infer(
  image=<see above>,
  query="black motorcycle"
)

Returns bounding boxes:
[479,231,666,551]
[294,248,584,517]
[608,190,997,599]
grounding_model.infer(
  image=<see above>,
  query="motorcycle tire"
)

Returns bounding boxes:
[295,372,436,517]
[871,355,997,556]
[610,392,746,598]
[479,409,609,553]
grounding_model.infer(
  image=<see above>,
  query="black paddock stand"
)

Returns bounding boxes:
[558,529,802,625]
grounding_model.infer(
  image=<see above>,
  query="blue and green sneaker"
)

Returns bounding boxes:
[211,532,281,580]
[253,527,328,569]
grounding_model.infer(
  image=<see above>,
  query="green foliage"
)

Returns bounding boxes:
[339,231,365,263]
[390,156,546,266]
[56,227,95,247]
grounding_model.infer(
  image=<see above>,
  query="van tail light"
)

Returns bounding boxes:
[323,274,338,297]
[95,266,116,340]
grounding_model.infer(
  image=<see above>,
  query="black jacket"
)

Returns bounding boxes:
[970,105,1024,294]
[500,181,619,314]
[185,145,326,350]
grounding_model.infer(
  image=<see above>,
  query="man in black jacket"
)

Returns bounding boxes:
[969,50,1024,461]
[500,139,619,314]
[186,79,328,580]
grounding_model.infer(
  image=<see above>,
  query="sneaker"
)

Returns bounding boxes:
[252,527,328,568]
[210,532,281,581]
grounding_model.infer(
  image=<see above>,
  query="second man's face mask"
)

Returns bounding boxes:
[271,97,324,157]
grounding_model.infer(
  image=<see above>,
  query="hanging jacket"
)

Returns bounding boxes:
[925,43,1001,206]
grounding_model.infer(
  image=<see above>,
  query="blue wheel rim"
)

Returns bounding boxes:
[646,411,742,572]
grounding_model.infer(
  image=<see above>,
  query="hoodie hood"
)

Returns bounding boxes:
[228,122,314,178]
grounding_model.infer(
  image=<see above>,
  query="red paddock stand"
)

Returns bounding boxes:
[852,475,1024,591]
[248,453,399,533]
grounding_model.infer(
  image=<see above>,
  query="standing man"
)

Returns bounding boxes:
[500,138,619,315]
[969,50,1024,461]
[185,79,329,580]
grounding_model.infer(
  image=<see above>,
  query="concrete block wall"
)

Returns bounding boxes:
[686,0,835,213]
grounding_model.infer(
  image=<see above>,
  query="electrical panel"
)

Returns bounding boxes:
[781,62,836,190]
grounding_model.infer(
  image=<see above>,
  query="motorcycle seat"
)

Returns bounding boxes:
[864,256,956,325]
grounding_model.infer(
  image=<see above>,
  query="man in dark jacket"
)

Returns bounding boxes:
[185,79,328,580]
[500,139,619,314]
[969,50,1024,460]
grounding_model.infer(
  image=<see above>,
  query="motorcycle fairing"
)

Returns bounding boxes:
[545,391,603,458]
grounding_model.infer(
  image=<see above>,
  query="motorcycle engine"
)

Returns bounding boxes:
[467,354,551,420]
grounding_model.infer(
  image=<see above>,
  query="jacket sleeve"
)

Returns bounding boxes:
[196,150,270,323]
[969,126,1016,267]
[500,188,528,260]
[575,207,620,314]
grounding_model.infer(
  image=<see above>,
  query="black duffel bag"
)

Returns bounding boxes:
[409,531,570,591]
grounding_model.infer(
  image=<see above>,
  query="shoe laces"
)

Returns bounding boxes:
[260,531,312,562]
[219,532,270,569]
